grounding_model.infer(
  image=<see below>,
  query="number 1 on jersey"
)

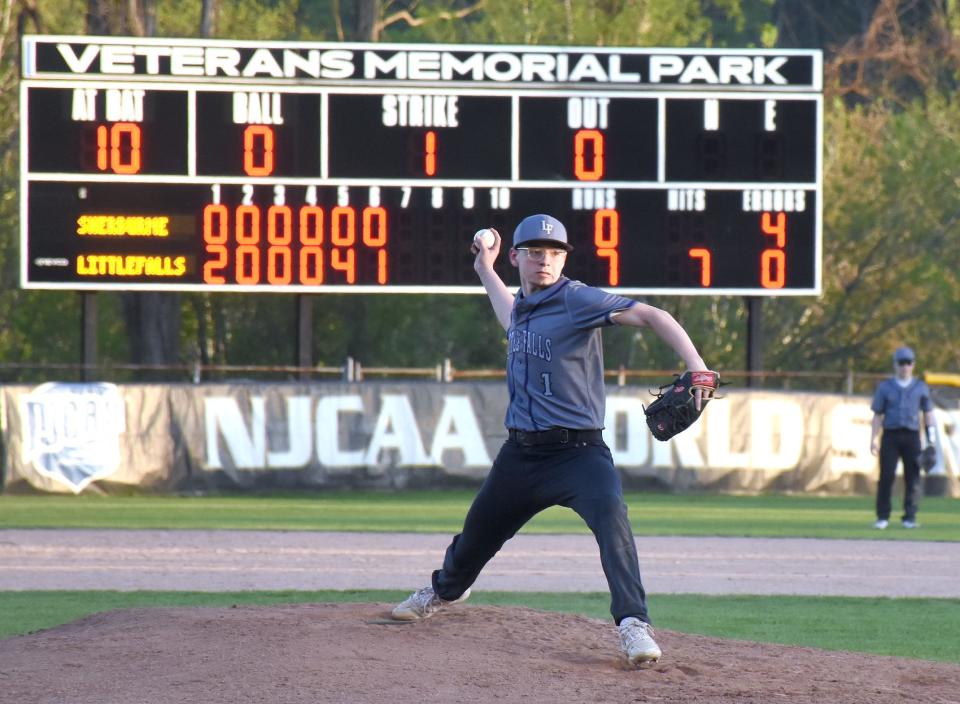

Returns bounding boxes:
[540,372,554,397]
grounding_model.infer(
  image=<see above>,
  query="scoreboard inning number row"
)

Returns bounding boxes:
[21,37,823,295]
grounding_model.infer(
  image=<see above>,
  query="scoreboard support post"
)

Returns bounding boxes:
[296,294,313,379]
[745,296,763,388]
[80,291,98,381]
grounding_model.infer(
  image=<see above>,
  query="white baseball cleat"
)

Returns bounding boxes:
[619,617,662,665]
[873,519,889,530]
[902,519,919,529]
[391,586,471,621]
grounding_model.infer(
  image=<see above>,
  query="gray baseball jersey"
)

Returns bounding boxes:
[871,378,933,430]
[505,276,636,431]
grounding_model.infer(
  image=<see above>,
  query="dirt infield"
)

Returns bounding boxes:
[2,603,959,704]
[4,529,960,596]
[4,531,959,702]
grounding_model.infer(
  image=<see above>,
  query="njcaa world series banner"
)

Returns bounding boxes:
[1,382,958,495]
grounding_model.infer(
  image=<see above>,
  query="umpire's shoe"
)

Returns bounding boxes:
[618,617,662,664]
[390,586,471,621]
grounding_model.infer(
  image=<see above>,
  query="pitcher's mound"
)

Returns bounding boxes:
[1,603,957,703]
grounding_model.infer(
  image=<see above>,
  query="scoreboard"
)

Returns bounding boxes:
[20,36,822,295]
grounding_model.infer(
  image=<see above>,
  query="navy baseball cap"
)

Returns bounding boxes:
[512,214,573,252]
[893,346,915,363]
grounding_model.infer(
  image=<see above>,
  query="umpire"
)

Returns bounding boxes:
[390,214,714,666]
[869,346,935,529]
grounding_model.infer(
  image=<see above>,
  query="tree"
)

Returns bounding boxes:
[823,0,958,105]
[410,0,753,46]
[79,0,186,378]
[0,1,95,381]
[761,1,960,379]
[774,0,882,49]
[9,1,959,386]
[762,94,960,378]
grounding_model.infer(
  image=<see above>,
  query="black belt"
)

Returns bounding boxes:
[507,428,603,446]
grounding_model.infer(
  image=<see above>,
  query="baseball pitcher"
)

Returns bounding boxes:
[390,214,718,665]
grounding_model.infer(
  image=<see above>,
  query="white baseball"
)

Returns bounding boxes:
[473,228,495,248]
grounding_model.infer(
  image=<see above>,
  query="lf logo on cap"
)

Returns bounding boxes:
[541,220,554,233]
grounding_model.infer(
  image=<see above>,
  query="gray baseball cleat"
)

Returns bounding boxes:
[619,617,662,664]
[390,586,471,621]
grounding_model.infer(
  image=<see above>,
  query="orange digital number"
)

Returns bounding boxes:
[204,245,228,284]
[688,248,712,287]
[362,207,388,247]
[96,122,142,174]
[424,131,438,177]
[761,211,786,247]
[594,209,620,286]
[299,206,324,245]
[331,247,356,284]
[363,206,388,284]
[761,249,786,288]
[574,129,604,181]
[331,207,357,283]
[597,249,619,286]
[267,205,293,285]
[203,204,229,245]
[594,209,619,248]
[235,205,260,245]
[267,205,292,245]
[267,246,292,285]
[377,250,387,285]
[96,125,109,170]
[236,244,260,284]
[199,202,389,286]
[331,207,356,247]
[234,205,260,284]
[298,205,325,285]
[760,211,786,289]
[202,204,229,284]
[299,247,324,284]
[243,125,275,176]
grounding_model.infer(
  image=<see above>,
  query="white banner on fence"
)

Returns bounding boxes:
[1,382,956,495]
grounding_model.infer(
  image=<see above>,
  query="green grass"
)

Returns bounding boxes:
[3,590,958,663]
[1,492,958,540]
[2,493,957,663]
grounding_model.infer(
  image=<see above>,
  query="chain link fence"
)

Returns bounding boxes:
[0,359,894,395]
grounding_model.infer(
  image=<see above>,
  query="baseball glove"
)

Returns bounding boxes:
[644,370,721,442]
[919,445,937,473]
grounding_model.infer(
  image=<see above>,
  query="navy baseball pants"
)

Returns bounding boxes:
[877,428,922,522]
[431,436,649,624]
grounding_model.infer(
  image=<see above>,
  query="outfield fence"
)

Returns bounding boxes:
[1,380,958,497]
[0,360,905,395]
